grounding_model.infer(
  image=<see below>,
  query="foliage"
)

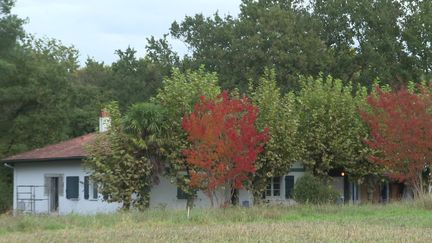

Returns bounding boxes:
[295,75,372,179]
[147,0,432,91]
[0,0,24,213]
[402,0,432,82]
[249,69,299,200]
[167,0,331,91]
[153,67,221,205]
[295,75,370,178]
[312,0,413,86]
[0,0,83,211]
[360,85,432,197]
[109,47,166,110]
[182,91,268,207]
[293,174,340,204]
[85,102,169,209]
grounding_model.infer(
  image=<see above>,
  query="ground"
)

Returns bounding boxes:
[1,202,432,242]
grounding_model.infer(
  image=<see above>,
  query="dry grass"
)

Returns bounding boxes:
[1,202,432,242]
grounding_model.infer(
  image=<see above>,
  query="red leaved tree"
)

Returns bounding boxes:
[182,91,268,207]
[360,86,432,197]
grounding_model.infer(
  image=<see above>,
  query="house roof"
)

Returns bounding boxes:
[2,133,97,163]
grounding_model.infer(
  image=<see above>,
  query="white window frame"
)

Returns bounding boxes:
[265,177,281,197]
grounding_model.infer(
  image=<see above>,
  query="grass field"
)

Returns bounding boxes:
[1,200,432,242]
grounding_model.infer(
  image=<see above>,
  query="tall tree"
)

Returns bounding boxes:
[0,0,25,212]
[360,85,432,197]
[403,0,432,82]
[313,0,411,86]
[162,0,331,91]
[182,91,268,207]
[153,66,221,206]
[295,75,369,178]
[249,69,299,201]
[0,37,79,157]
[107,47,166,110]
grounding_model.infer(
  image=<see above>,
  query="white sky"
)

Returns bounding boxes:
[13,0,242,65]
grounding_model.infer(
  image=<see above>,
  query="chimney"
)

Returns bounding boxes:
[99,109,111,132]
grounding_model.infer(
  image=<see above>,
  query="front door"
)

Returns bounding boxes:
[49,177,59,213]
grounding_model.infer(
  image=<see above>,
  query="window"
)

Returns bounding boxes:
[66,176,79,199]
[84,176,98,200]
[265,177,281,197]
[285,176,294,199]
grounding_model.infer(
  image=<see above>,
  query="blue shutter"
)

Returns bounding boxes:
[84,176,89,200]
[285,176,294,199]
[93,182,98,199]
[66,176,79,199]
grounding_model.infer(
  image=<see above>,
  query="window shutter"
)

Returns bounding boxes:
[58,175,64,196]
[84,176,89,200]
[285,176,295,199]
[66,176,79,199]
[93,182,98,199]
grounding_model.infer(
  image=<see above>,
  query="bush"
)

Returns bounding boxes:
[293,174,340,204]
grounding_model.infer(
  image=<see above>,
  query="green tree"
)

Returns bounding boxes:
[0,0,25,212]
[70,58,116,137]
[403,0,432,82]
[108,47,166,110]
[1,37,79,157]
[312,0,415,86]
[0,36,81,212]
[295,75,369,179]
[86,102,169,209]
[249,69,299,201]
[153,66,221,207]
[167,1,330,91]
[149,0,429,90]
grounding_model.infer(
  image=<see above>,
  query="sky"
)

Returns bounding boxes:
[12,0,242,65]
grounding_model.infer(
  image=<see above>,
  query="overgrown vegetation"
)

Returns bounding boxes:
[293,174,340,204]
[0,203,432,242]
[85,102,169,209]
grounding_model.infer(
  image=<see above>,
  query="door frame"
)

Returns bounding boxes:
[49,177,59,213]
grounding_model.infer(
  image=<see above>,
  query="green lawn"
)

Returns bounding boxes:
[1,202,432,242]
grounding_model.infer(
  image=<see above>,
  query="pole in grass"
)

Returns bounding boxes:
[187,205,190,220]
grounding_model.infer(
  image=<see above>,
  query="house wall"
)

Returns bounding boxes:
[13,160,121,214]
[150,176,253,209]
[13,161,254,214]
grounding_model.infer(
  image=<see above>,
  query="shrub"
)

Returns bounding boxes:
[293,174,340,204]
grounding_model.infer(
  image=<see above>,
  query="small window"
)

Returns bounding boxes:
[84,176,98,200]
[66,176,79,199]
[265,177,281,197]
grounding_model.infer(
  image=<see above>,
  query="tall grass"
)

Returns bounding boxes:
[0,201,431,242]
